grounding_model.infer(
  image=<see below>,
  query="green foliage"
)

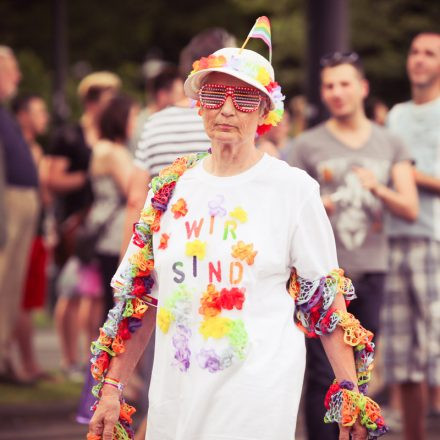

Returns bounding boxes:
[0,0,439,116]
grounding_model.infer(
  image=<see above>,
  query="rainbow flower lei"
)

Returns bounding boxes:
[190,54,285,135]
[88,152,209,440]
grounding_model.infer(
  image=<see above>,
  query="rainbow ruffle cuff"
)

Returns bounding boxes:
[289,269,388,436]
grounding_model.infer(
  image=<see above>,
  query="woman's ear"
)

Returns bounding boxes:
[257,100,270,125]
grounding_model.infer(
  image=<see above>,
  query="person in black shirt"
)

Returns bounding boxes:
[47,71,121,378]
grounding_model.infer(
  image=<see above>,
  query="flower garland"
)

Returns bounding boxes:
[288,269,388,437]
[87,152,209,440]
[190,53,285,135]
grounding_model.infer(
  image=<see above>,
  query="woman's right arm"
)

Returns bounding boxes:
[88,306,157,440]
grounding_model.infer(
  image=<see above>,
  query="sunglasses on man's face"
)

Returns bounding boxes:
[320,51,360,67]
[199,83,263,113]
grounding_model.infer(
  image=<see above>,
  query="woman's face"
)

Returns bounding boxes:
[199,72,267,146]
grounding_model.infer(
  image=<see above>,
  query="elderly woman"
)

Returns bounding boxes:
[88,22,387,440]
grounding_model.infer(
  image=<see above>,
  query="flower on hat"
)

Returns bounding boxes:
[191,55,227,75]
[256,67,271,87]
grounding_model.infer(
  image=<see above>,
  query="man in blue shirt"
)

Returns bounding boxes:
[0,46,39,383]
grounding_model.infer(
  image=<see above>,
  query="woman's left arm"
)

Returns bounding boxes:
[289,180,387,439]
[319,293,367,440]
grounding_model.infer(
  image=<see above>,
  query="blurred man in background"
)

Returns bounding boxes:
[130,65,184,153]
[0,46,39,383]
[382,32,440,440]
[289,52,418,440]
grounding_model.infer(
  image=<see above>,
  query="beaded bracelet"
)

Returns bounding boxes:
[102,376,124,393]
[324,380,388,438]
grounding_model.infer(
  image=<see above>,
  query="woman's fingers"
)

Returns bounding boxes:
[352,422,368,439]
[338,425,351,440]
[102,415,118,440]
[339,423,368,440]
[339,422,368,440]
[88,395,120,440]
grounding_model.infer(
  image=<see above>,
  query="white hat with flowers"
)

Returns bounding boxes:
[184,16,284,136]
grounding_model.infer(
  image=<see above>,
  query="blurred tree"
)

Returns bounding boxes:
[0,0,439,119]
[351,0,440,104]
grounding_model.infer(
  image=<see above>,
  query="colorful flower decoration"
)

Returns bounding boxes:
[88,152,209,439]
[185,239,207,260]
[158,307,174,333]
[208,194,227,217]
[158,233,170,250]
[157,285,194,371]
[197,283,249,369]
[171,198,188,219]
[229,207,248,223]
[199,316,231,339]
[231,241,258,265]
[190,53,285,135]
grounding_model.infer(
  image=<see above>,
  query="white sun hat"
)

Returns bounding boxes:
[183,17,285,135]
[184,47,277,109]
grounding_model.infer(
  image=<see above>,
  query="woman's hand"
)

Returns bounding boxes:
[88,388,121,440]
[339,421,368,439]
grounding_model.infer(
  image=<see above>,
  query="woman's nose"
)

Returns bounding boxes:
[221,96,235,115]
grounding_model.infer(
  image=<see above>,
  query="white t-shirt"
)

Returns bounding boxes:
[115,153,338,440]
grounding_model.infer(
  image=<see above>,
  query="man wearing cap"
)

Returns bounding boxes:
[0,46,39,383]
[289,52,418,439]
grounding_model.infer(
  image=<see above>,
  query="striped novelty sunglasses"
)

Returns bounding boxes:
[199,84,264,113]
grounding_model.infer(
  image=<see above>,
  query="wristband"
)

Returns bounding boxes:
[103,376,124,393]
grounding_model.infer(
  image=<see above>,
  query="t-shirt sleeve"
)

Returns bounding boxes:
[388,132,413,165]
[287,137,311,175]
[111,190,159,307]
[289,180,339,280]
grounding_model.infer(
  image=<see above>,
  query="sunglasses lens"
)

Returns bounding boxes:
[199,85,227,109]
[233,88,261,112]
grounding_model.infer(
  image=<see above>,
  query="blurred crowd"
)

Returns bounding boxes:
[0,27,440,440]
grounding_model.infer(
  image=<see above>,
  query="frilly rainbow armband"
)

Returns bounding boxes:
[324,380,388,438]
[88,153,209,439]
[288,269,388,437]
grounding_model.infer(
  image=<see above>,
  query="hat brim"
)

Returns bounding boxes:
[184,67,275,110]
